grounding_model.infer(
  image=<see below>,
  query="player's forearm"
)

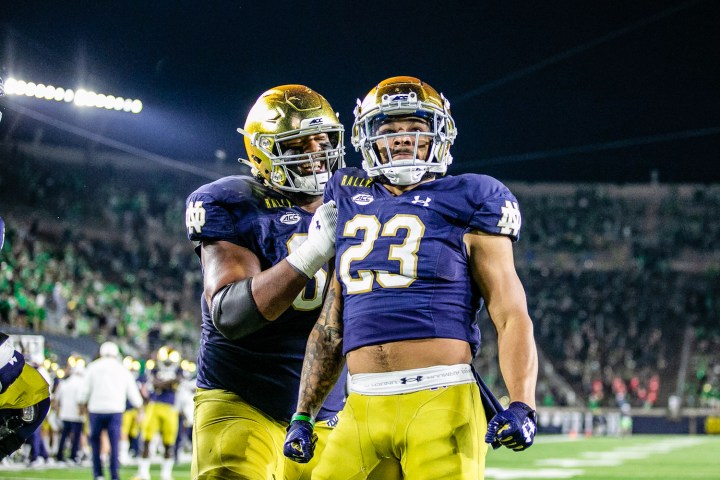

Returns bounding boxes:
[497,315,538,409]
[296,287,344,418]
[203,240,312,323]
[251,260,317,320]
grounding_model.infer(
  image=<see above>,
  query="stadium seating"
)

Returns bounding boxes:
[1,143,719,411]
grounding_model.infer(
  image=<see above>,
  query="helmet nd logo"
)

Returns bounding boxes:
[186,201,206,234]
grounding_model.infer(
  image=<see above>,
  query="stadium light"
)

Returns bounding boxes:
[2,76,143,113]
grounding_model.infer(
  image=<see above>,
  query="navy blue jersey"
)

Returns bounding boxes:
[325,168,522,357]
[185,175,345,422]
[149,365,182,405]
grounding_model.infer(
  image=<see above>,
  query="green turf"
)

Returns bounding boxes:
[1,435,719,479]
[485,434,720,479]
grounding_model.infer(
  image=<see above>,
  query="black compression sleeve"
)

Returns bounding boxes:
[211,278,268,340]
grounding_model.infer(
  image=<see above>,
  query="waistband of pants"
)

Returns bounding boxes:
[348,364,474,396]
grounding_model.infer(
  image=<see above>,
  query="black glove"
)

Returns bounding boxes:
[485,401,537,451]
[0,430,25,460]
[283,413,318,463]
[0,413,27,461]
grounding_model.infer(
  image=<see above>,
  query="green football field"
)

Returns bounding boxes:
[1,435,719,479]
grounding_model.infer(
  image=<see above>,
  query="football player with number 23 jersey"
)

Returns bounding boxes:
[284,76,539,479]
[185,85,347,480]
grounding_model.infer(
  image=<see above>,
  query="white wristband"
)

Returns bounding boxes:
[286,240,331,278]
[286,200,337,278]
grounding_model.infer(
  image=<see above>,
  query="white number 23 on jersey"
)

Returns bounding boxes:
[339,214,425,294]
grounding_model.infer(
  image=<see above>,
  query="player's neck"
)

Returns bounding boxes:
[381,176,435,196]
[285,191,323,213]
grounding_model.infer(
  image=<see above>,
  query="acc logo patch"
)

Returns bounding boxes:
[280,213,301,225]
[301,117,325,128]
[185,201,206,234]
[497,200,521,236]
[352,193,374,205]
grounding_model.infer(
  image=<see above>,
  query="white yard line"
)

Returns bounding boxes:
[488,436,710,479]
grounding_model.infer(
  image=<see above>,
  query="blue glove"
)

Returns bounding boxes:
[485,401,537,451]
[283,413,318,464]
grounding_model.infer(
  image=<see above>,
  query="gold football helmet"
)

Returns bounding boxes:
[351,76,457,186]
[238,85,345,195]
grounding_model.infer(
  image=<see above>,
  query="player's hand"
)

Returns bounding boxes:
[485,401,537,451]
[307,200,338,257]
[286,200,338,278]
[283,415,318,464]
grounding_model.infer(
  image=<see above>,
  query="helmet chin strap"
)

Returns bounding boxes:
[373,168,436,187]
[383,166,426,185]
[289,169,329,194]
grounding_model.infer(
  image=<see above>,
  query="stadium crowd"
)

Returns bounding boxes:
[0,147,201,360]
[1,146,719,430]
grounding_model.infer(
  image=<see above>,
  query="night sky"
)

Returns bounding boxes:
[1,0,718,183]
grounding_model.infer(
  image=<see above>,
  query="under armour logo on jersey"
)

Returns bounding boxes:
[8,355,17,365]
[185,201,206,234]
[400,376,423,384]
[411,196,432,207]
[497,200,521,236]
[315,220,321,230]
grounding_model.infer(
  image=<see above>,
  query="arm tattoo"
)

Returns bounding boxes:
[297,285,344,417]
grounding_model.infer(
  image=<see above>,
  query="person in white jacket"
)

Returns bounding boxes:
[53,358,87,464]
[78,342,143,480]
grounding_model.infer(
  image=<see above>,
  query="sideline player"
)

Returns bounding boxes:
[186,85,347,480]
[1,217,51,461]
[133,346,182,480]
[0,332,51,461]
[284,76,538,479]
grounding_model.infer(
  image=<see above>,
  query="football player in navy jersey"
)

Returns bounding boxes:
[1,218,51,461]
[133,346,183,480]
[185,85,347,480]
[284,76,538,479]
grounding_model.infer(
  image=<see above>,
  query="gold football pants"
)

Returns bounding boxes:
[311,383,488,480]
[192,388,335,480]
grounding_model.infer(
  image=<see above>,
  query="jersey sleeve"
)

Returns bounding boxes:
[185,176,257,249]
[324,170,339,203]
[466,175,522,241]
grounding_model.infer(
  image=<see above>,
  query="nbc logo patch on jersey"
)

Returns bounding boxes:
[497,200,521,236]
[352,193,374,205]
